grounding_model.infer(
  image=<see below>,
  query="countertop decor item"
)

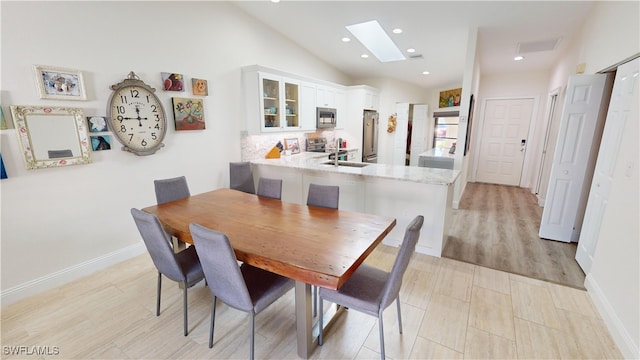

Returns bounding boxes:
[284,137,300,154]
[106,71,167,155]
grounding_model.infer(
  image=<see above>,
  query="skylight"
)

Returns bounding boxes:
[346,20,406,63]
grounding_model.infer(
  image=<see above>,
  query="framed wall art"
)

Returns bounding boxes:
[91,135,112,151]
[162,72,184,92]
[172,97,205,130]
[192,78,208,96]
[87,116,108,132]
[439,87,461,108]
[33,65,87,100]
[464,94,475,156]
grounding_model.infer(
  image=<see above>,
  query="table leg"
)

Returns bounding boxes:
[295,281,313,358]
[294,281,345,358]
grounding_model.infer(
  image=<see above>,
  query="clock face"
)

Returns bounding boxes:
[108,85,166,155]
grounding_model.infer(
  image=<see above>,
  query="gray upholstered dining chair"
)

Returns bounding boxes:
[230,162,256,194]
[130,208,205,336]
[306,183,340,316]
[154,176,191,204]
[257,177,283,200]
[318,215,424,360]
[154,176,191,251]
[189,223,295,359]
[306,183,339,209]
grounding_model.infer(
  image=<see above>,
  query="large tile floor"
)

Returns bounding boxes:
[1,245,623,359]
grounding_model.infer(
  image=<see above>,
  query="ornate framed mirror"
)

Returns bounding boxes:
[10,105,92,169]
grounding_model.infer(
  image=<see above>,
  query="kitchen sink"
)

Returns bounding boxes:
[321,161,370,168]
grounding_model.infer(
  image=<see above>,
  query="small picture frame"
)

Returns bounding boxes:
[284,138,300,154]
[162,72,185,92]
[172,97,205,130]
[33,65,87,100]
[87,116,108,132]
[192,78,208,96]
[90,135,112,151]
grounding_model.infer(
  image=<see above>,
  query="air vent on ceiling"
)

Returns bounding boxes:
[408,54,424,60]
[516,37,562,53]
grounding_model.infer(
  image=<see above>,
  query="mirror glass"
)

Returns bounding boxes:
[10,105,92,169]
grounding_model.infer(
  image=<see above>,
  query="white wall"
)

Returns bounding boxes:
[0,1,349,303]
[570,2,639,358]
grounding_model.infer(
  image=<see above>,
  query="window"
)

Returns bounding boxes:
[433,111,459,150]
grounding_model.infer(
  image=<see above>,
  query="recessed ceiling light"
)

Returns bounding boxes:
[422,71,430,75]
[346,20,406,63]
[361,54,369,59]
[407,48,416,53]
[270,0,280,3]
[392,28,403,34]
[341,37,351,42]
[514,55,524,61]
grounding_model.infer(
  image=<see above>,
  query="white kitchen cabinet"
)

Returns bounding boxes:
[335,89,346,129]
[316,85,336,108]
[299,82,317,131]
[258,72,301,131]
[244,70,305,134]
[364,90,379,110]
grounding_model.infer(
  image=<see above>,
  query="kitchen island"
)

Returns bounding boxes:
[251,153,460,257]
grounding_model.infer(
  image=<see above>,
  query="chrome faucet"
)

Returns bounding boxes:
[334,138,340,167]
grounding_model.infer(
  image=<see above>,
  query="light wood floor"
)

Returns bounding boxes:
[443,182,587,289]
[2,245,621,359]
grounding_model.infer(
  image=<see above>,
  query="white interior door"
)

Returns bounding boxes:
[476,98,534,185]
[576,57,639,272]
[539,74,607,242]
[409,104,428,166]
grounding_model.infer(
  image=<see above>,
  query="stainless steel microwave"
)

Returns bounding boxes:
[316,107,336,128]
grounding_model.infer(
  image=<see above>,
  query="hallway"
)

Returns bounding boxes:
[443,182,586,289]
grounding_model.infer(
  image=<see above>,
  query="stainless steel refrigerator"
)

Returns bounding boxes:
[362,110,379,163]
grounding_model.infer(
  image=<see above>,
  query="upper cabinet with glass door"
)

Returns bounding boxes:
[258,73,300,132]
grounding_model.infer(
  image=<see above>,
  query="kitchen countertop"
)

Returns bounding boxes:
[417,147,456,159]
[251,152,460,186]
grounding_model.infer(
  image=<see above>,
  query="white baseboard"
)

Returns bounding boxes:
[585,274,639,359]
[1,243,145,307]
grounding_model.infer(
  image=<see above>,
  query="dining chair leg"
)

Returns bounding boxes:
[183,282,188,336]
[156,272,162,316]
[318,297,324,345]
[209,297,217,348]
[396,296,403,334]
[378,309,386,360]
[250,312,255,360]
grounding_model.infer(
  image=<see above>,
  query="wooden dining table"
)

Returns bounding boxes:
[142,188,396,358]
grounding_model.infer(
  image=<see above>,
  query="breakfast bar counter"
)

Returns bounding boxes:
[251,152,459,186]
[251,153,460,257]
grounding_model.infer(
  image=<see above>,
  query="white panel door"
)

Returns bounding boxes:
[539,74,607,242]
[576,58,639,272]
[410,104,428,166]
[476,98,534,185]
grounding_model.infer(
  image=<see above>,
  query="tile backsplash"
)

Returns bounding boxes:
[241,129,355,161]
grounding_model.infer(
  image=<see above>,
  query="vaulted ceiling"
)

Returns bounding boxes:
[233,1,595,89]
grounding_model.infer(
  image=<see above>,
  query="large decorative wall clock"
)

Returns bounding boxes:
[107,71,167,155]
